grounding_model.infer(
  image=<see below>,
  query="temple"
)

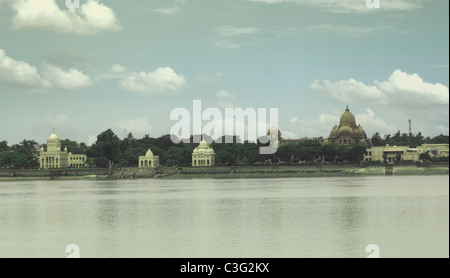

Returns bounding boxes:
[39,130,86,169]
[192,139,215,167]
[139,148,160,168]
[324,106,372,147]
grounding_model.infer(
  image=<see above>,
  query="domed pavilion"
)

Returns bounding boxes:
[139,148,160,168]
[192,139,215,167]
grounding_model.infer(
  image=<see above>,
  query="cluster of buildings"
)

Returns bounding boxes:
[38,106,448,169]
[39,131,87,169]
[320,106,448,163]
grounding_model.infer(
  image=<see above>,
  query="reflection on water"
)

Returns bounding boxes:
[0,176,448,258]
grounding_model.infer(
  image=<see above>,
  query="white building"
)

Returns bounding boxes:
[39,131,86,169]
[192,139,215,167]
[364,144,449,163]
[139,148,160,168]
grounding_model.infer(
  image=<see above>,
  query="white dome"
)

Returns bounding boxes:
[48,132,60,140]
[199,139,208,147]
[145,148,154,157]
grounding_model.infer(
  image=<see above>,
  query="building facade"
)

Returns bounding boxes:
[39,131,86,169]
[364,144,449,163]
[139,148,160,168]
[324,106,372,147]
[192,139,215,167]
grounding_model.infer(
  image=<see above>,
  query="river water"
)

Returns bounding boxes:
[0,176,448,258]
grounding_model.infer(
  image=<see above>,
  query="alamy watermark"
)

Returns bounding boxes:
[366,244,380,258]
[366,0,380,9]
[169,100,279,155]
[66,244,80,258]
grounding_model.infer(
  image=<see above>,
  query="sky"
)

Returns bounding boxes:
[0,0,448,146]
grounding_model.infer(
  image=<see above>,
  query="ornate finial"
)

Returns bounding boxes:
[53,128,55,134]
[346,105,349,111]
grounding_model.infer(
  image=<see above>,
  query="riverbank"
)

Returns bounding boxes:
[0,164,448,181]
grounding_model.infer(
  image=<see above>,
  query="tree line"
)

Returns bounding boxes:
[371,131,448,147]
[0,130,448,169]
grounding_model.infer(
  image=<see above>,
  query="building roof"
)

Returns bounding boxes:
[145,148,154,157]
[339,106,357,128]
[48,130,60,140]
[193,139,215,155]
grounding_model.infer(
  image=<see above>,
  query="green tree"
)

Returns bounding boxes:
[93,156,110,168]
[348,143,368,163]
[419,152,431,161]
[216,150,235,165]
[0,141,8,152]
[336,146,350,163]
[0,151,15,168]
[276,144,295,163]
[61,139,86,154]
[321,144,337,162]
[371,132,383,146]
[88,129,121,166]
[0,143,39,169]
[294,140,322,163]
[163,145,193,166]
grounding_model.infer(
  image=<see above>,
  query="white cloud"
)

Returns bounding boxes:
[311,78,388,105]
[32,113,73,141]
[433,64,449,69]
[198,73,222,86]
[304,24,405,38]
[355,108,397,134]
[216,90,236,108]
[113,118,153,138]
[0,49,93,92]
[312,70,449,110]
[116,66,187,94]
[212,25,259,49]
[11,0,121,35]
[436,125,449,134]
[110,64,127,74]
[377,70,449,108]
[216,90,236,100]
[213,40,247,49]
[42,64,93,90]
[247,0,425,14]
[0,49,51,89]
[86,135,97,146]
[215,25,259,37]
[154,0,186,15]
[154,5,181,15]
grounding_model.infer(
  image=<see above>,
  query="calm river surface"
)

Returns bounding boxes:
[0,176,448,258]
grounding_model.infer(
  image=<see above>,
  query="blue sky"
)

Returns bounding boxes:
[0,0,448,145]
